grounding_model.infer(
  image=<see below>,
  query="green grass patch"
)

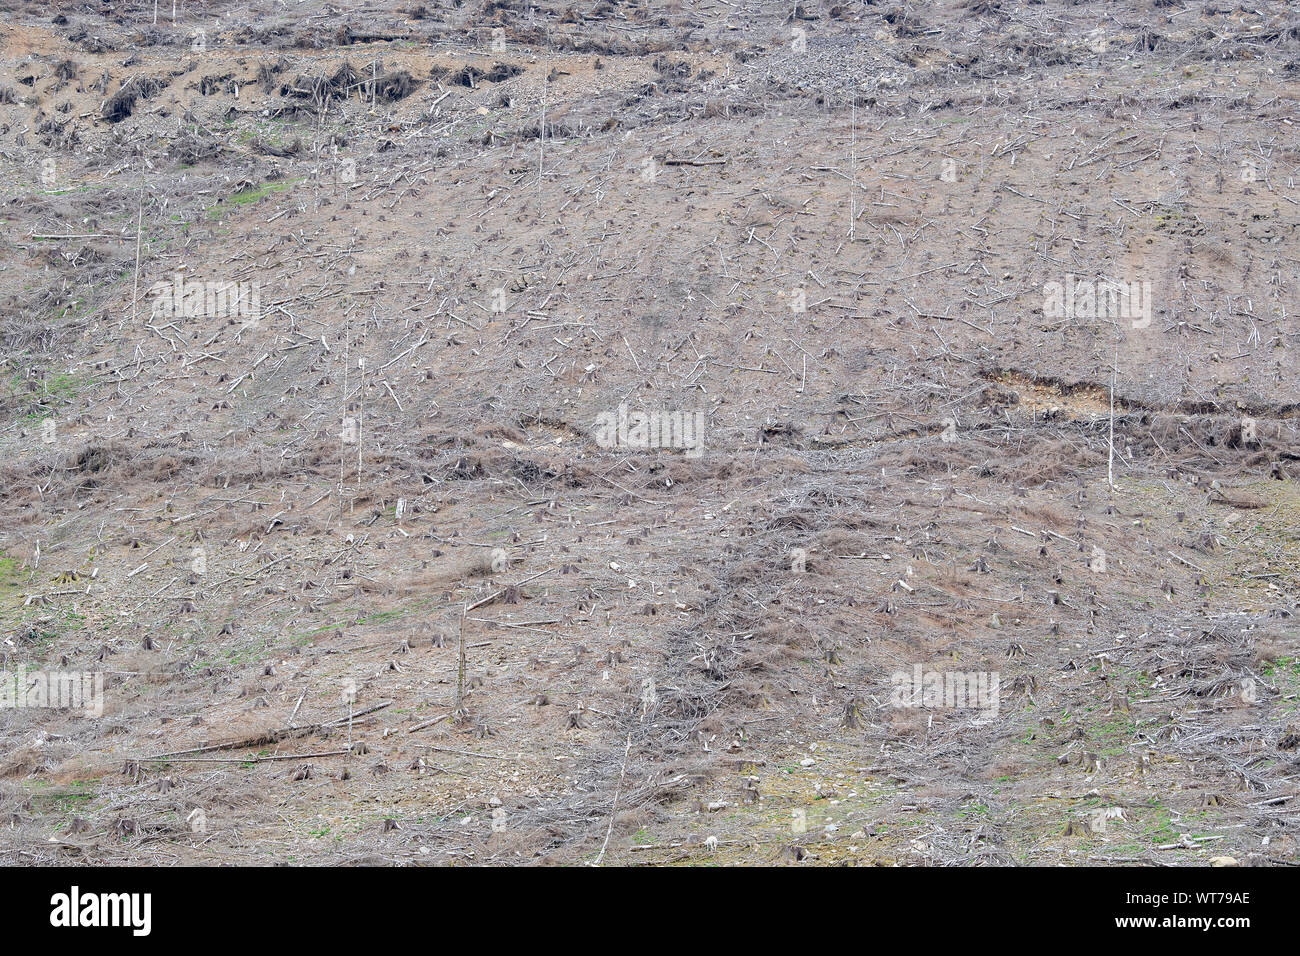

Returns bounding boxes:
[207,178,302,220]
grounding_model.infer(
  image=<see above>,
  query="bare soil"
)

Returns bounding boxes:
[1,0,1298,866]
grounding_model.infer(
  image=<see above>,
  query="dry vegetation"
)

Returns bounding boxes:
[0,0,1298,866]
